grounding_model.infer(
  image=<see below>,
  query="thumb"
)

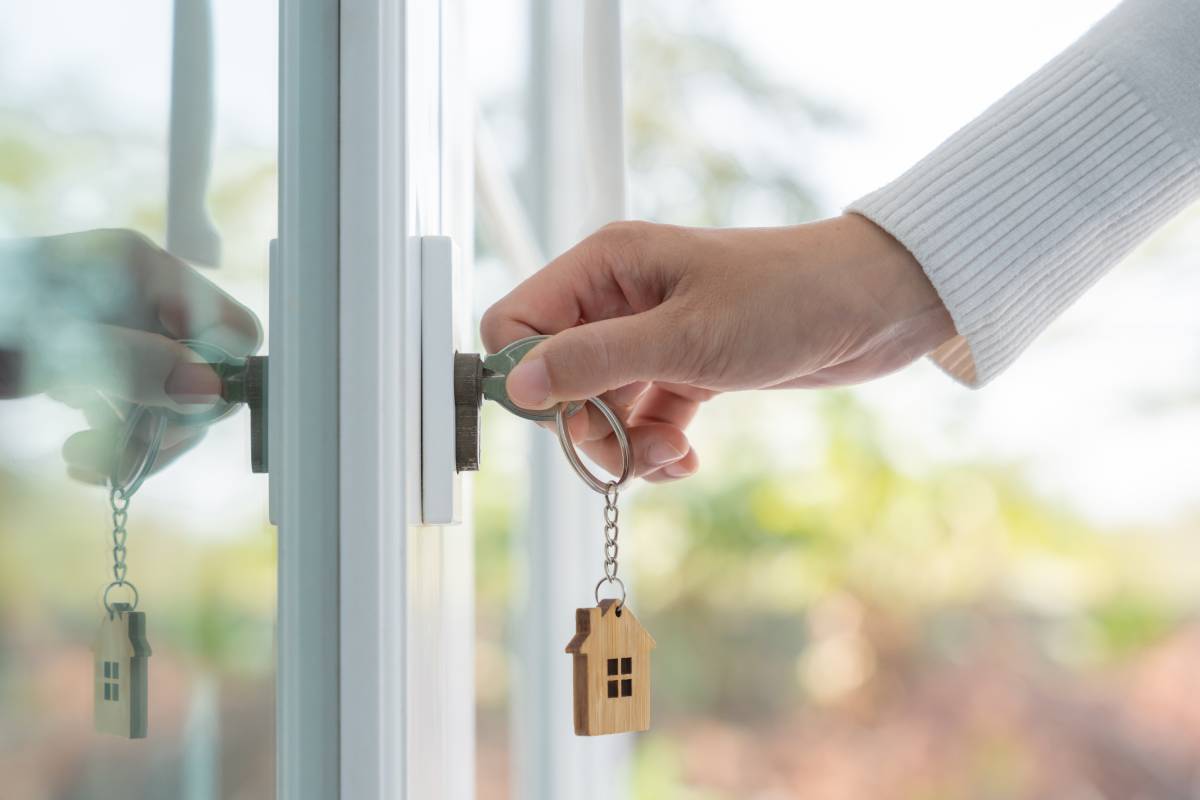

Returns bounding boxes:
[26,323,222,413]
[506,310,683,408]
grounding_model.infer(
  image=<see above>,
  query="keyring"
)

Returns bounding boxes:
[554,396,632,493]
[103,580,140,614]
[105,338,246,495]
[110,405,167,498]
[594,576,626,609]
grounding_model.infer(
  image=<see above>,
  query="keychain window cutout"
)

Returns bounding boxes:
[102,661,120,702]
[605,657,635,699]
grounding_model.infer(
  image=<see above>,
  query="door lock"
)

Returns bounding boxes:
[452,335,583,472]
[199,354,268,474]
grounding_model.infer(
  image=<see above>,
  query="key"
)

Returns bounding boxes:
[453,335,583,471]
[480,336,582,422]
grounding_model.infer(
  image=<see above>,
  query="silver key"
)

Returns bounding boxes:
[481,335,584,422]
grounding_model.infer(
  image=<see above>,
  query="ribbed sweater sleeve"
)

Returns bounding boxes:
[847,0,1200,387]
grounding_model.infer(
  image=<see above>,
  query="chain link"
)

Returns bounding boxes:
[104,484,138,611]
[601,482,620,582]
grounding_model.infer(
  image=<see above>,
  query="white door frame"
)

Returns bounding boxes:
[276,0,340,797]
[278,0,474,797]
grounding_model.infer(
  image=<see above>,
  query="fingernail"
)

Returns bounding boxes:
[663,460,695,479]
[166,362,221,402]
[647,441,685,466]
[507,358,551,409]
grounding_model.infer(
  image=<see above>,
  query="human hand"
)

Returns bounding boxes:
[0,229,262,483]
[480,214,955,482]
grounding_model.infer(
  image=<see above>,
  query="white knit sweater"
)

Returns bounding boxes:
[848,0,1200,387]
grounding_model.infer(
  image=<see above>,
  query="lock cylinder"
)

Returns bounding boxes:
[453,353,482,472]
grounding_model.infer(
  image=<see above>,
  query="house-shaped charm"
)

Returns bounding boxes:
[93,602,151,739]
[564,599,656,736]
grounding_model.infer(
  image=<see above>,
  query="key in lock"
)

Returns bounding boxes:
[193,335,573,474]
[454,335,583,471]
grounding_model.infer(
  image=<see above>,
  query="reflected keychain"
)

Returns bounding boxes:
[558,397,656,736]
[92,340,238,739]
[93,405,159,739]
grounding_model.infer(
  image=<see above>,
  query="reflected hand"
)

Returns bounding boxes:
[480,215,955,482]
[0,229,262,483]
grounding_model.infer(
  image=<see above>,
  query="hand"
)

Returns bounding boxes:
[480,214,955,482]
[0,229,262,483]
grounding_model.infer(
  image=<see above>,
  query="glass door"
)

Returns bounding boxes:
[1,1,475,797]
[0,1,278,797]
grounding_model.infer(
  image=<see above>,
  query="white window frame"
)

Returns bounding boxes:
[277,0,473,798]
[278,0,628,797]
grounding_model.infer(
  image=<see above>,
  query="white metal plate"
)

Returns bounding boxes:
[420,235,462,525]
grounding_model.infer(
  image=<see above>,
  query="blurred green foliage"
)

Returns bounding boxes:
[0,77,277,796]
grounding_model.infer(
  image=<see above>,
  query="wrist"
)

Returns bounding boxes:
[837,213,956,353]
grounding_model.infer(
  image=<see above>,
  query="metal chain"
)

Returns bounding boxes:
[593,481,627,608]
[601,481,620,581]
[109,486,130,584]
[104,484,139,613]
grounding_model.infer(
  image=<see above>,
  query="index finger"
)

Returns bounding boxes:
[36,229,262,355]
[479,222,664,353]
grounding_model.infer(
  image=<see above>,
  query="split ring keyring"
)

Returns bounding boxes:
[594,576,627,609]
[103,579,140,615]
[108,338,243,497]
[554,396,633,493]
[110,405,167,498]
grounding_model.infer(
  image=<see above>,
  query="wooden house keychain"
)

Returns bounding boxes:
[92,339,240,739]
[557,398,656,736]
[93,404,162,739]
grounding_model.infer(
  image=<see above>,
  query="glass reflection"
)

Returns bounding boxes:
[0,1,277,797]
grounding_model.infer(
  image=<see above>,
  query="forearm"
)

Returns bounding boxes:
[849,0,1200,386]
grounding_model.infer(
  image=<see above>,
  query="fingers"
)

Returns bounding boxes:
[29,323,222,413]
[628,383,708,428]
[643,448,700,483]
[479,222,667,354]
[62,424,206,485]
[627,384,704,481]
[504,309,697,410]
[125,231,262,355]
[569,421,691,480]
[35,229,262,355]
[560,386,704,482]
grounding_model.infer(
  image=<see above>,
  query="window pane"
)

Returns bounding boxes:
[0,3,277,795]
[621,679,632,698]
[607,680,618,699]
[621,657,632,674]
[607,658,619,676]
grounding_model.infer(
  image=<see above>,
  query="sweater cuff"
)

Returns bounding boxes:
[849,45,1200,387]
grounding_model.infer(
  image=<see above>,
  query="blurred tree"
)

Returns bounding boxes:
[625,0,843,227]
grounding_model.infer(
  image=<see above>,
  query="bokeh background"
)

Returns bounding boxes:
[472,1,1200,798]
[6,0,1200,798]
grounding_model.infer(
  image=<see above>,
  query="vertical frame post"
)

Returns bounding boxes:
[514,2,630,798]
[339,0,475,799]
[277,0,341,797]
